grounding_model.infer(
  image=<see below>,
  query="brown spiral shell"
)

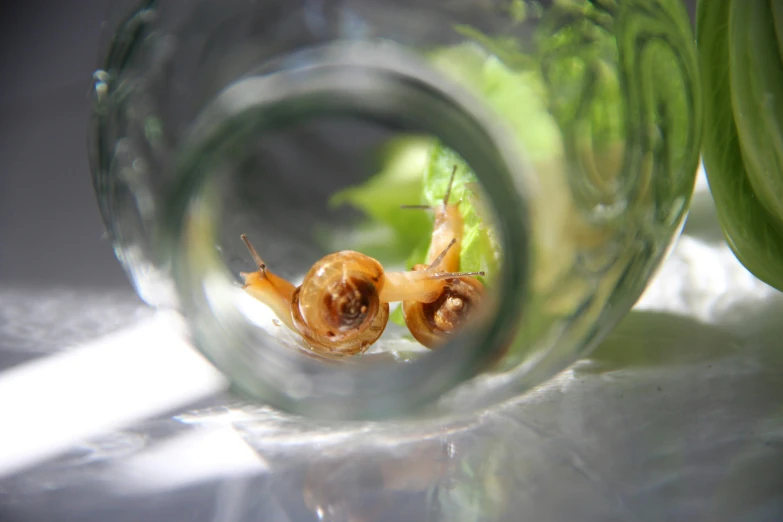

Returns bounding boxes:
[292,251,390,355]
[402,265,485,349]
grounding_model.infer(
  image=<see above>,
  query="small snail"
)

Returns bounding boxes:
[240,234,483,356]
[290,250,389,356]
[401,166,486,349]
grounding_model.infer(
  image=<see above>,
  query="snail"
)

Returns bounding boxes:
[240,234,483,356]
[401,166,486,349]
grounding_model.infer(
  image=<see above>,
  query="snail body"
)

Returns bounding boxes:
[402,166,486,349]
[240,234,483,356]
[242,267,296,331]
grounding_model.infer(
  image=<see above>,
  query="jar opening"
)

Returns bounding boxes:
[164,42,531,419]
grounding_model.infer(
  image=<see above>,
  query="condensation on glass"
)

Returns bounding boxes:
[90,0,702,420]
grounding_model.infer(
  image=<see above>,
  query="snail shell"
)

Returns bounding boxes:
[292,251,390,356]
[402,264,485,349]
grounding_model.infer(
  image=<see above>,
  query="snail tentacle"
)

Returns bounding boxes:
[378,239,483,303]
[240,235,297,330]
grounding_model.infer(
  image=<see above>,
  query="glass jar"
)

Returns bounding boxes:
[90,0,701,420]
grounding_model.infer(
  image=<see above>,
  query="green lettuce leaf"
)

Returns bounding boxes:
[698,0,783,292]
[327,135,434,263]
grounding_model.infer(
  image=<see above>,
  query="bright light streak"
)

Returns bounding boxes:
[109,426,268,494]
[0,312,228,478]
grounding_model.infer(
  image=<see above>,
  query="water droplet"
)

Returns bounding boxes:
[92,69,109,102]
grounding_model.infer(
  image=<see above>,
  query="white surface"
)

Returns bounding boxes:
[0,313,227,479]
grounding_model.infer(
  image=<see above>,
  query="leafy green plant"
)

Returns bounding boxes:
[698,0,783,291]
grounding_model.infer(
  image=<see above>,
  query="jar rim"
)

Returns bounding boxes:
[163,40,533,420]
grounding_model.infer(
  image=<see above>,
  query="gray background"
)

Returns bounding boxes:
[0,1,130,291]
